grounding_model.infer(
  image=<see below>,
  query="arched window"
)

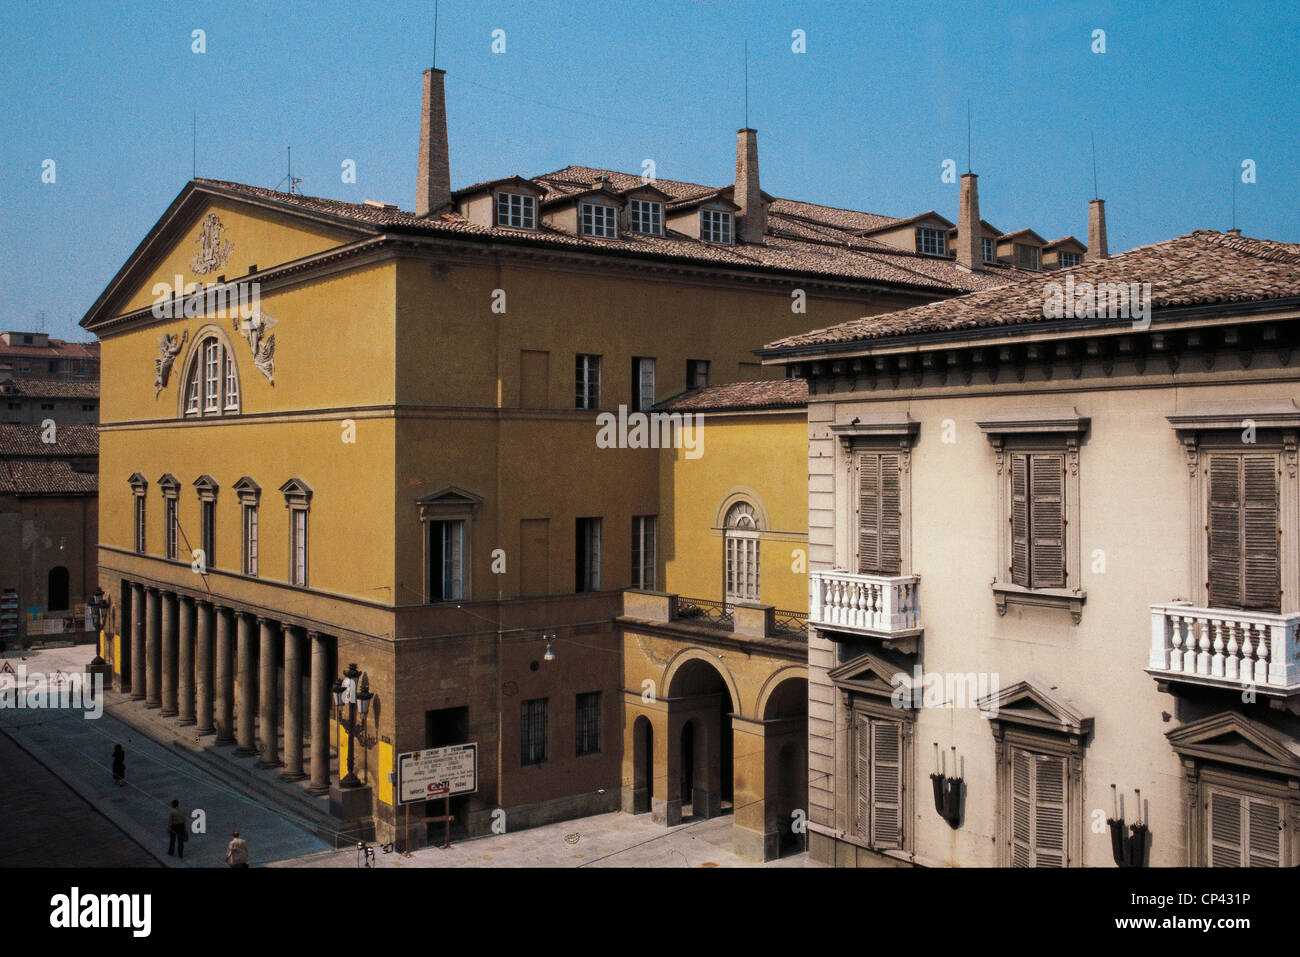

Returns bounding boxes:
[724,501,760,603]
[180,331,240,417]
[47,566,70,611]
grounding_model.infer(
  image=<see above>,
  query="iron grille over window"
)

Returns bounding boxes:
[575,691,601,756]
[521,698,548,766]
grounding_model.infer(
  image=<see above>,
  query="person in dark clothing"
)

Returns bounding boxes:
[167,800,187,858]
[111,744,125,786]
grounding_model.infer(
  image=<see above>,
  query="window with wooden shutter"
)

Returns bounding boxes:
[857,451,901,575]
[1009,746,1068,867]
[1009,453,1065,588]
[853,712,904,849]
[1207,452,1280,611]
[1208,787,1283,866]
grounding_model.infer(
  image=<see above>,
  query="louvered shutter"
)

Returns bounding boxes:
[1247,798,1283,866]
[1208,455,1244,607]
[858,453,881,573]
[1010,455,1030,586]
[1242,455,1280,611]
[879,454,901,574]
[1010,748,1033,866]
[870,719,903,848]
[1033,754,1067,867]
[854,713,871,837]
[1208,789,1244,866]
[1029,455,1066,588]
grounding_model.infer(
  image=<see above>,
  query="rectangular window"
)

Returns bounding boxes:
[915,227,947,256]
[1207,452,1280,611]
[700,208,733,244]
[1010,453,1066,588]
[631,357,655,412]
[1015,244,1041,270]
[1207,786,1284,867]
[580,202,617,238]
[854,713,903,849]
[982,237,997,264]
[1009,747,1068,867]
[48,360,58,373]
[725,533,760,601]
[575,354,601,409]
[134,496,146,553]
[629,199,663,235]
[575,691,601,757]
[242,504,259,576]
[186,366,200,414]
[201,500,215,568]
[686,359,710,391]
[496,192,536,229]
[427,519,466,602]
[857,451,901,575]
[521,698,548,766]
[165,498,178,561]
[290,508,308,586]
[204,340,221,412]
[1059,251,1081,268]
[575,517,601,592]
[224,351,239,410]
[631,515,656,590]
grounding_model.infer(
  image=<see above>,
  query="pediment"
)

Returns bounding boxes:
[977,680,1093,736]
[415,485,483,519]
[157,473,180,494]
[127,472,148,492]
[279,477,313,505]
[1167,711,1300,777]
[828,650,916,704]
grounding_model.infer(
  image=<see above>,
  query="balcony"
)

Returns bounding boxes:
[809,570,921,648]
[1148,602,1300,697]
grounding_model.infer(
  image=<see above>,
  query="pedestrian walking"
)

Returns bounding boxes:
[225,831,249,868]
[166,800,187,858]
[111,744,125,787]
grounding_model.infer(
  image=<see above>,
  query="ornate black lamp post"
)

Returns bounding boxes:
[356,674,373,784]
[86,587,111,674]
[339,662,362,788]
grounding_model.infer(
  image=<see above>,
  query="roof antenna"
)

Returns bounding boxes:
[1090,128,1099,200]
[192,109,197,180]
[433,0,439,68]
[743,39,749,128]
[1231,164,1237,231]
[966,98,972,173]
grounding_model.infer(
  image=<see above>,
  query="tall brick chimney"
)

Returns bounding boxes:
[734,128,765,244]
[956,172,981,271]
[1086,198,1109,261]
[417,67,451,218]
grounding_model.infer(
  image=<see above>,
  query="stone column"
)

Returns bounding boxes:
[235,612,256,754]
[145,587,161,708]
[257,617,280,767]
[282,624,305,780]
[309,632,330,794]
[160,592,178,716]
[178,596,196,725]
[214,606,234,743]
[130,582,146,700]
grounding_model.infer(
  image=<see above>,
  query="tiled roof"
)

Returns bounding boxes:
[763,231,1300,352]
[0,377,99,399]
[654,378,808,412]
[195,175,1024,295]
[0,424,99,457]
[0,339,99,359]
[0,459,97,496]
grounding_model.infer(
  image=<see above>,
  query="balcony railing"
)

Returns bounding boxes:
[674,597,734,632]
[1148,602,1300,695]
[809,570,921,638]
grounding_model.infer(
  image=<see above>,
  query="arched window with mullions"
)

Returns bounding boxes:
[724,501,760,603]
[178,326,241,418]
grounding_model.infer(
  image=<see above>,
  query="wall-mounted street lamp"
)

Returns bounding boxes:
[1107,784,1150,867]
[86,586,110,672]
[929,743,964,829]
[356,673,373,785]
[543,635,556,662]
[338,663,362,789]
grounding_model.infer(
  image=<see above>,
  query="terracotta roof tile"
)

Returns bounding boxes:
[0,424,99,457]
[0,459,97,496]
[763,231,1300,352]
[654,378,808,412]
[0,377,99,399]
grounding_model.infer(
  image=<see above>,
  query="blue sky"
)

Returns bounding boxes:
[3,0,1297,344]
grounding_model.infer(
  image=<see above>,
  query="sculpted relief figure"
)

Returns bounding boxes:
[154,329,188,398]
[234,309,277,385]
[190,212,233,276]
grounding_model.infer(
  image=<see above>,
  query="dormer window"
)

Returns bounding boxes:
[580,202,618,239]
[982,237,997,264]
[1059,251,1081,268]
[629,200,663,236]
[701,208,733,244]
[496,192,536,229]
[1015,244,1041,270]
[915,227,947,256]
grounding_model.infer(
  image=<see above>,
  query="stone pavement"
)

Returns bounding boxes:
[0,644,332,868]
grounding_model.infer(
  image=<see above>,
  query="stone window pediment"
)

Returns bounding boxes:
[232,476,261,505]
[280,477,313,508]
[193,474,219,502]
[415,485,482,522]
[1167,711,1300,779]
[977,680,1094,739]
[128,472,148,495]
[829,650,917,707]
[158,473,180,498]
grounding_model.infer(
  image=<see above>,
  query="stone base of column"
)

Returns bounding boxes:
[236,745,258,756]
[255,758,284,769]
[732,824,780,863]
[145,702,161,709]
[308,783,330,796]
[281,771,308,782]
[131,692,146,701]
[196,723,215,735]
[177,717,196,726]
[160,708,178,718]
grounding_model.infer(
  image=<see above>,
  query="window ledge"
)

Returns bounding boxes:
[992,582,1086,624]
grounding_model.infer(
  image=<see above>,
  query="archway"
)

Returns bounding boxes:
[667,656,736,816]
[47,566,70,612]
[631,715,653,814]
[763,676,808,857]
